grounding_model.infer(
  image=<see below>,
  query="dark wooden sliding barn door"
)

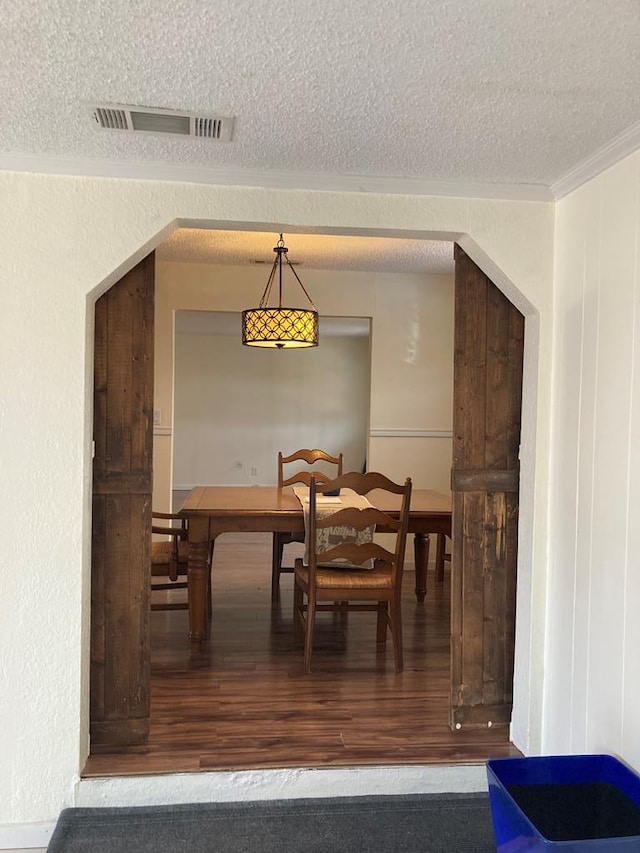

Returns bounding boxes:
[90,253,155,746]
[450,245,524,729]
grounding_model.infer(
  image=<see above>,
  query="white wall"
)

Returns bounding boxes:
[546,151,640,767]
[172,323,371,487]
[368,268,455,491]
[0,171,552,839]
[155,264,456,508]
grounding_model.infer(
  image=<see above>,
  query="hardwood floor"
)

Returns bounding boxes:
[83,533,520,777]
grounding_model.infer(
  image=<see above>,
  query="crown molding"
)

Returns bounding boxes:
[0,152,554,201]
[550,119,640,199]
[5,131,640,203]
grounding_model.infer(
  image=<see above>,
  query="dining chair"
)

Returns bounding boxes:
[435,533,451,582]
[150,511,212,617]
[150,511,190,611]
[293,470,412,673]
[271,448,343,601]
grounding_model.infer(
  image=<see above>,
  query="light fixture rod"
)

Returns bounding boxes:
[257,257,278,308]
[283,252,316,309]
[256,235,316,310]
[278,238,284,309]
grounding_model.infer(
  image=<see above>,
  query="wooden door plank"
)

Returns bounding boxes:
[485,281,510,470]
[106,284,134,472]
[130,275,154,468]
[90,253,154,746]
[450,245,523,729]
[90,494,106,721]
[460,491,485,707]
[482,491,505,706]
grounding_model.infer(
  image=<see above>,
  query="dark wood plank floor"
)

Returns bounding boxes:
[84,533,520,777]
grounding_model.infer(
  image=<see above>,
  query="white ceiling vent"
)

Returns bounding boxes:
[89,104,234,141]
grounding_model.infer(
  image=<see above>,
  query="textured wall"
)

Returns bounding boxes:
[0,171,552,836]
[547,151,640,768]
[173,330,370,488]
[154,264,454,505]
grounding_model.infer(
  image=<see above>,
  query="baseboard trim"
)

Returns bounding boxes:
[0,820,55,850]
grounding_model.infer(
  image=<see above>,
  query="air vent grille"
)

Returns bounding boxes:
[89,103,234,142]
[94,107,129,130]
[130,111,190,135]
[194,117,225,139]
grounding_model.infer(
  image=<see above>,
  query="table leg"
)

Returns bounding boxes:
[413,533,430,602]
[187,539,210,650]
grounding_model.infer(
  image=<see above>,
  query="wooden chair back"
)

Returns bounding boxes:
[308,471,410,579]
[271,448,344,601]
[294,471,412,672]
[278,448,343,487]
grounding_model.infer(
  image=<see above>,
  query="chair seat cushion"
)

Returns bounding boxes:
[294,563,393,590]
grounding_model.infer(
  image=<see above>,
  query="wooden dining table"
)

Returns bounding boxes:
[180,485,452,648]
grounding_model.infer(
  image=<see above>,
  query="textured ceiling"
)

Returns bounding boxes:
[157,229,454,273]
[3,0,640,272]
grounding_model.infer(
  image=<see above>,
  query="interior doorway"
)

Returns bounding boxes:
[93,228,524,760]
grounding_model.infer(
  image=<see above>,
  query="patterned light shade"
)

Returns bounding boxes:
[242,307,318,349]
[242,234,319,349]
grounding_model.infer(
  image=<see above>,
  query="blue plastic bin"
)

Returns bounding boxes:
[487,754,640,852]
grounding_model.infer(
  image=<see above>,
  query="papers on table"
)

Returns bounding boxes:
[292,485,375,568]
[292,486,342,505]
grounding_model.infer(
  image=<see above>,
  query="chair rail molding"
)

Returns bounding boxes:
[369,429,453,438]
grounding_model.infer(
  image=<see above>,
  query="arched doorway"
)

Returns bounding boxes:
[88,241,523,747]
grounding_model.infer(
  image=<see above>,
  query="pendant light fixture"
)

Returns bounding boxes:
[242,234,319,349]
